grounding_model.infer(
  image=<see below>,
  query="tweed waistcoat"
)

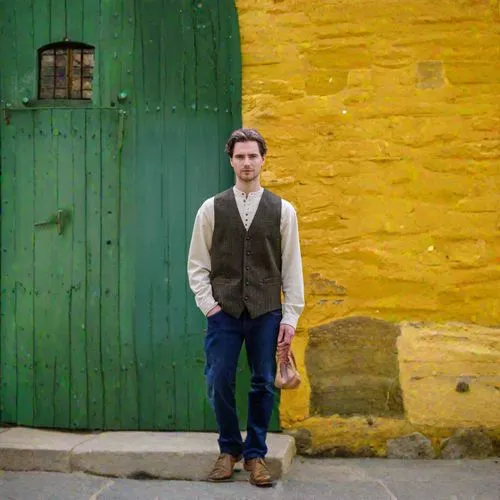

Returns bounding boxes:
[211,188,282,318]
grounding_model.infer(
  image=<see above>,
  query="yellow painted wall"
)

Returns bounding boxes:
[236,0,500,451]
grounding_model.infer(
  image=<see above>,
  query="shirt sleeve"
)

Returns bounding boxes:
[280,200,305,329]
[187,198,218,316]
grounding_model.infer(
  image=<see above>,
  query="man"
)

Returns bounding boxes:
[187,128,304,487]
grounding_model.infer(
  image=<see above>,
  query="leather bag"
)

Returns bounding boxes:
[274,350,301,390]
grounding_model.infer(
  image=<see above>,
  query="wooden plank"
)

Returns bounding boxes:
[96,0,123,431]
[66,0,84,42]
[163,0,193,430]
[149,0,180,431]
[99,107,122,430]
[0,120,17,424]
[13,0,37,426]
[69,109,88,428]
[84,108,104,429]
[224,0,243,126]
[132,0,157,430]
[30,0,51,428]
[145,0,170,432]
[51,110,73,429]
[185,0,220,431]
[15,0,36,102]
[83,0,100,103]
[13,113,36,426]
[50,0,65,42]
[33,110,58,427]
[117,0,139,430]
[158,0,187,431]
[98,0,121,108]
[0,0,19,421]
[81,0,102,430]
[33,0,50,50]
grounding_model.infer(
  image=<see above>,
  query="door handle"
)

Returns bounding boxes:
[34,209,65,235]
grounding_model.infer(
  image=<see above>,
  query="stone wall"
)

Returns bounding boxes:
[236,0,500,454]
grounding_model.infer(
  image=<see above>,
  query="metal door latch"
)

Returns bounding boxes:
[34,209,67,235]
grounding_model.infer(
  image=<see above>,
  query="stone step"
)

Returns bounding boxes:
[0,427,296,481]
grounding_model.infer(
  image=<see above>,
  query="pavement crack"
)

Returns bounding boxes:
[69,434,101,454]
[88,479,115,500]
[377,479,398,500]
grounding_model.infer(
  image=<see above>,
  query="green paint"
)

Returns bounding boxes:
[0,0,265,431]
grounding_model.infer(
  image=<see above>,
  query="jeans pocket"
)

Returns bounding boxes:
[207,309,224,321]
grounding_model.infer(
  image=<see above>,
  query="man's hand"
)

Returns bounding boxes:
[206,305,222,317]
[277,323,295,361]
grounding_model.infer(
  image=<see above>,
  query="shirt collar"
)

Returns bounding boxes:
[233,186,264,198]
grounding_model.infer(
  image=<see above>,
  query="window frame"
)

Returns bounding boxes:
[37,41,95,101]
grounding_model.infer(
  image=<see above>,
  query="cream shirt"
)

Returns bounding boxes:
[188,186,305,329]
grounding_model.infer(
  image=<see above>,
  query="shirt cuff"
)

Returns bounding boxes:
[280,314,298,330]
[199,298,219,317]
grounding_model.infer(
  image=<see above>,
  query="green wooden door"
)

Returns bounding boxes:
[1,0,278,431]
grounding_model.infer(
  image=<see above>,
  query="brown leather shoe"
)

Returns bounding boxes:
[244,457,273,487]
[207,453,241,482]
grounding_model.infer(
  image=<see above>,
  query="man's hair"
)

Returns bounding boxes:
[224,128,267,158]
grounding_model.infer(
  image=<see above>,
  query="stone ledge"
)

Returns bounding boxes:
[0,427,96,473]
[0,428,295,480]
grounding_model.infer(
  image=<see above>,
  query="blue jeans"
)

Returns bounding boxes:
[204,308,281,460]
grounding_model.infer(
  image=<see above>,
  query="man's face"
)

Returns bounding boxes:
[230,141,265,183]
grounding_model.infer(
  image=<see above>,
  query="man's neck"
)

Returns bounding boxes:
[234,180,262,195]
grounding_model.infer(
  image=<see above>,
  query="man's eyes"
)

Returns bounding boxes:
[235,155,258,160]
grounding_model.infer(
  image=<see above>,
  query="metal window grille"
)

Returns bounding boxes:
[38,42,95,100]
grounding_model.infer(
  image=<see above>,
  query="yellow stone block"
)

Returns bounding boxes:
[398,323,500,428]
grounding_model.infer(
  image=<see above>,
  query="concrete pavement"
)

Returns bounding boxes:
[0,458,499,499]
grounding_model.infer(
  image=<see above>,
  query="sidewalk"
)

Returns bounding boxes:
[1,457,499,499]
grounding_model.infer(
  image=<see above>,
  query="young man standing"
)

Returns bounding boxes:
[187,128,304,487]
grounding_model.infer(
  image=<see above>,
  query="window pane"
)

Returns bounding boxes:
[39,86,53,99]
[82,90,92,99]
[55,54,66,67]
[72,50,82,66]
[83,51,94,66]
[41,54,54,66]
[55,88,67,98]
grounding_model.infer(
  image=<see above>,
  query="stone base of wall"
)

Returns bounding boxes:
[285,416,500,458]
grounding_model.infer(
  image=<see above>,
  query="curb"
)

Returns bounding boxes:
[0,428,296,480]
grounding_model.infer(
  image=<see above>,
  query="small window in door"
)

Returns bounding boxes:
[38,42,95,100]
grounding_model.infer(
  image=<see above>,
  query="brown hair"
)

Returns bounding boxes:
[224,128,267,158]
